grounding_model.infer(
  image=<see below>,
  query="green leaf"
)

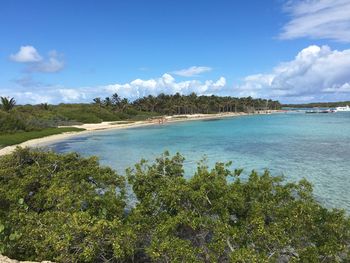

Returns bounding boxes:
[9,233,16,241]
[9,231,21,241]
[18,198,24,205]
[0,244,5,254]
[0,224,4,233]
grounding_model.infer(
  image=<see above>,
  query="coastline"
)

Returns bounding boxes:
[0,111,280,156]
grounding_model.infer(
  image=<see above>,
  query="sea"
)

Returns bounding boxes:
[49,111,350,211]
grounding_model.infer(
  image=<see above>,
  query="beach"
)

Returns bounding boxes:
[0,111,278,156]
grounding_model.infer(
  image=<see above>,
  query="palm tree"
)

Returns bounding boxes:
[0,97,16,112]
[111,93,121,106]
[104,97,112,107]
[39,103,50,110]
[120,98,130,112]
[93,97,102,105]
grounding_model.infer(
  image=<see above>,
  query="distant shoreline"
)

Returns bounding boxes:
[0,111,282,156]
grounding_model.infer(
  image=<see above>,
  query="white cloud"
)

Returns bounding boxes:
[59,89,86,102]
[172,66,212,77]
[1,89,56,105]
[9,44,350,104]
[323,83,350,93]
[7,74,227,104]
[235,45,350,102]
[104,74,226,100]
[29,51,64,73]
[10,46,42,62]
[10,46,64,73]
[280,0,350,42]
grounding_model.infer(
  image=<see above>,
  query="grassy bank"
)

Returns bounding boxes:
[0,127,85,148]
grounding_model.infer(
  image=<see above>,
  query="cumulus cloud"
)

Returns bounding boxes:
[280,0,350,42]
[9,45,350,104]
[10,46,42,62]
[7,74,227,104]
[172,66,212,77]
[10,46,64,73]
[0,87,56,105]
[104,74,226,100]
[235,45,350,102]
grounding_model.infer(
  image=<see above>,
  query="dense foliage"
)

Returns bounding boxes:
[131,93,281,115]
[0,93,281,134]
[1,149,349,262]
[0,103,155,134]
[0,97,16,112]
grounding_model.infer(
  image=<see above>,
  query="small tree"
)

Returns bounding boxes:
[120,98,130,112]
[39,103,49,110]
[0,97,16,112]
[104,97,112,107]
[111,93,121,106]
[93,97,102,107]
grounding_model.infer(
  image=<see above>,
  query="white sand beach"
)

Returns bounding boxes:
[0,111,279,156]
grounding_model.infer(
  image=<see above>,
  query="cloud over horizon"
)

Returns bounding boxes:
[2,74,227,104]
[280,0,350,42]
[236,45,350,102]
[5,45,350,105]
[104,74,226,100]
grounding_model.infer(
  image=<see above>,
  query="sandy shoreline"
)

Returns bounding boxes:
[0,111,280,156]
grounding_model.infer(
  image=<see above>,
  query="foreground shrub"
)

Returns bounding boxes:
[0,148,126,262]
[0,149,349,262]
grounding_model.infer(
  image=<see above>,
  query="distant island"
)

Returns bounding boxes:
[283,101,350,108]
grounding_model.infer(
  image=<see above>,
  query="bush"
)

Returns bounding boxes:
[0,149,349,262]
[0,148,126,262]
[0,111,28,132]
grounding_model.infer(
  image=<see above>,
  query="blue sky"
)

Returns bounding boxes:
[1,0,350,104]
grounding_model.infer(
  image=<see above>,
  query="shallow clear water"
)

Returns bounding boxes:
[49,112,350,211]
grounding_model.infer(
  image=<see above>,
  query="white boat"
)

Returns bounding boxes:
[335,105,350,112]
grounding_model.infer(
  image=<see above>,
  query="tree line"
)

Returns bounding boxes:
[93,93,282,115]
[0,93,281,134]
[283,101,350,108]
[1,94,282,116]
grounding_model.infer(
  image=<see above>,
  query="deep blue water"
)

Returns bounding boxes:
[49,112,350,211]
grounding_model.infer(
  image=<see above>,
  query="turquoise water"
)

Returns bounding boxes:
[49,112,350,211]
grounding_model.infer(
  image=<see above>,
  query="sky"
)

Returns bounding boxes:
[1,0,350,104]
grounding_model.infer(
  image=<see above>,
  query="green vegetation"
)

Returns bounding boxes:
[1,149,349,262]
[283,101,350,108]
[0,93,281,146]
[0,94,281,134]
[132,93,281,115]
[0,103,155,134]
[0,97,16,112]
[0,127,84,147]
